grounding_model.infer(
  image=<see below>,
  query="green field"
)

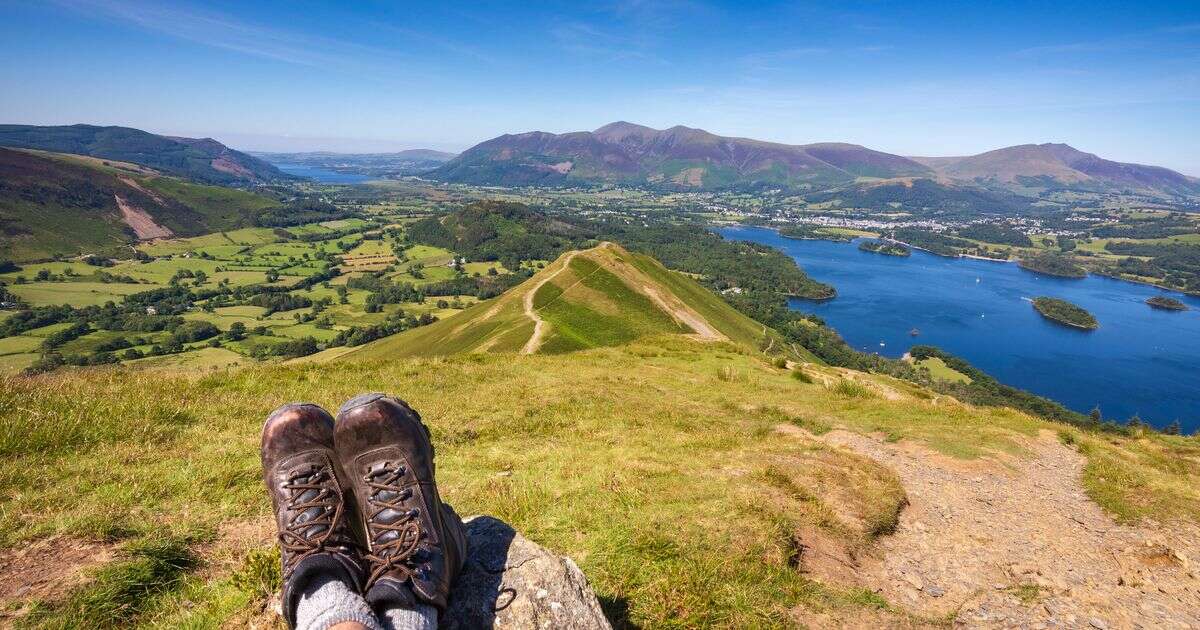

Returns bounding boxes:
[8,281,165,306]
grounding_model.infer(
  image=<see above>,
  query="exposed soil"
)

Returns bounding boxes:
[114,194,173,240]
[805,429,1200,629]
[639,283,725,341]
[0,537,116,622]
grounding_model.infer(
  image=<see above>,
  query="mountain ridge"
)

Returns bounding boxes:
[339,241,783,360]
[431,121,933,189]
[0,124,289,185]
[432,122,1199,196]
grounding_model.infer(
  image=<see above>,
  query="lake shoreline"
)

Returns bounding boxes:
[718,225,1200,432]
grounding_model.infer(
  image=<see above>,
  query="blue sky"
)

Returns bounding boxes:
[1,0,1197,173]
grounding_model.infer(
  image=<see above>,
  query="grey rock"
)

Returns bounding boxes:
[926,585,945,597]
[443,516,613,630]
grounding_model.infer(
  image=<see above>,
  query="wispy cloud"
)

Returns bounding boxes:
[1014,22,1199,58]
[50,0,422,74]
[549,21,670,64]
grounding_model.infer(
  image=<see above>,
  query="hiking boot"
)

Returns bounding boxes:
[334,393,467,611]
[261,403,365,628]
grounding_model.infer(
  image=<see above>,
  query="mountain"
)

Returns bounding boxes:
[0,148,278,261]
[341,241,776,359]
[430,121,932,189]
[0,124,290,185]
[911,143,1200,196]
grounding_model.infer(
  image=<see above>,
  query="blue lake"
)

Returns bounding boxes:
[718,226,1200,432]
[274,163,372,184]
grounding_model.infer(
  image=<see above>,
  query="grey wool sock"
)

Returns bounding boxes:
[379,603,438,630]
[294,574,384,630]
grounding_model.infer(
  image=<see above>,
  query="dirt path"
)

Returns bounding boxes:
[521,250,581,354]
[638,283,726,341]
[814,429,1200,628]
[114,194,173,240]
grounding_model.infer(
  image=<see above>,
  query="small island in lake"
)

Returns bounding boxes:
[1032,297,1099,330]
[858,240,911,257]
[1018,253,1087,278]
[1146,296,1189,311]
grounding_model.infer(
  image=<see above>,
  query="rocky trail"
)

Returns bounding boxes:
[814,429,1199,629]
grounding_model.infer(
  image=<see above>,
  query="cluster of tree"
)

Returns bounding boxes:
[956,223,1033,247]
[907,346,1107,430]
[805,179,1033,217]
[1146,295,1188,311]
[1091,216,1195,240]
[1031,297,1099,330]
[422,273,529,300]
[600,222,836,300]
[857,240,911,257]
[248,292,313,314]
[1018,253,1088,278]
[1102,241,1200,293]
[254,199,354,227]
[889,228,974,257]
[331,310,437,347]
[406,201,586,271]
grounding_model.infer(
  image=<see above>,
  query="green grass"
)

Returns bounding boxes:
[914,356,972,383]
[8,282,165,307]
[3,337,1193,627]
[537,256,682,353]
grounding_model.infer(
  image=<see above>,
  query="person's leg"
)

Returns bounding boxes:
[262,403,383,630]
[333,393,468,629]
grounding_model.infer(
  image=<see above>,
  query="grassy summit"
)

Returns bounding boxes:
[1032,296,1099,330]
[341,242,786,359]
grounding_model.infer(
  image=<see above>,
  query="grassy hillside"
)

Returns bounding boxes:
[0,124,288,185]
[341,242,794,360]
[2,337,1196,627]
[0,148,279,261]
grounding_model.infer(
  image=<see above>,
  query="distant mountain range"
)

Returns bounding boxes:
[0,124,289,185]
[431,121,930,189]
[909,144,1200,196]
[431,121,1200,197]
[251,149,456,178]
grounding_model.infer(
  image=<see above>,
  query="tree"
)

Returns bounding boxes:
[1163,419,1182,435]
[226,321,247,341]
[266,269,280,283]
[1089,406,1102,423]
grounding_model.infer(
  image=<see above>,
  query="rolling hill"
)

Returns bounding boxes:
[431,121,932,189]
[340,242,784,359]
[0,124,289,185]
[0,148,279,261]
[911,143,1200,196]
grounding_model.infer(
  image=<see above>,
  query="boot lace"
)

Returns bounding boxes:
[279,464,344,571]
[362,462,422,586]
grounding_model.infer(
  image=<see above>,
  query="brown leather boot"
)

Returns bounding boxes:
[261,403,365,628]
[334,393,467,612]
